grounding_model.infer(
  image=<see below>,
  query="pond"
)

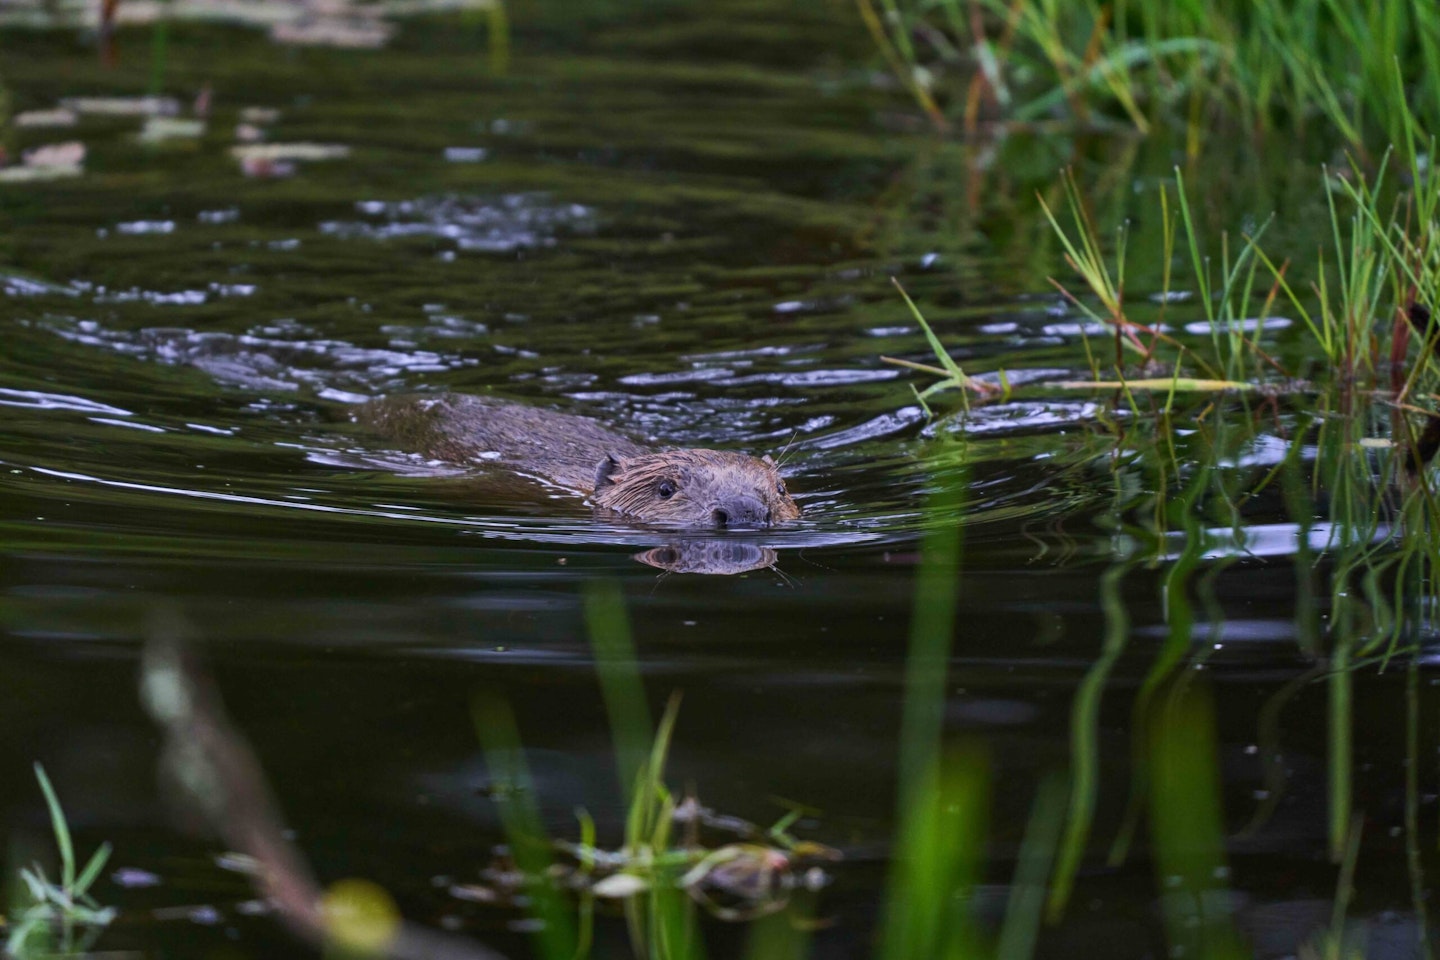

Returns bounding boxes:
[1,2,1436,958]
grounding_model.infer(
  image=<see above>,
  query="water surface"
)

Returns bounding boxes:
[0,4,1433,958]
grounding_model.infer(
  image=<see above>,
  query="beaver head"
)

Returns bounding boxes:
[590,449,800,528]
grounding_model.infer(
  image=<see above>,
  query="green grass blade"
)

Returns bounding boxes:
[33,763,75,890]
[586,580,653,806]
[73,842,113,898]
[892,278,977,407]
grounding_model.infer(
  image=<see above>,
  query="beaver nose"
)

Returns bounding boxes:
[711,495,770,528]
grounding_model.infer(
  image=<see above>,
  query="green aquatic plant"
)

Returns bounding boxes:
[5,764,116,959]
[860,0,1440,154]
[471,597,837,960]
[613,694,700,960]
[586,579,653,806]
[470,695,580,960]
[878,440,987,960]
[890,69,1440,407]
[471,690,835,960]
[883,277,996,414]
[885,165,1288,414]
[879,749,989,960]
[886,136,1440,930]
[1038,165,1281,387]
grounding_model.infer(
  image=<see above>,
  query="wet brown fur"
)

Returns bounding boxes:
[591,448,800,526]
[358,394,800,527]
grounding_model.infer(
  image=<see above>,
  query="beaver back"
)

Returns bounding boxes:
[360,394,648,492]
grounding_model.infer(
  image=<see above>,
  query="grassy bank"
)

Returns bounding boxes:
[862,0,1440,154]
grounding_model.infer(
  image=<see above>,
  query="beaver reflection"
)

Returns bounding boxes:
[633,540,779,576]
[359,393,801,529]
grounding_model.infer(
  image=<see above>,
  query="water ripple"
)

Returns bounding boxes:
[0,387,131,415]
[321,194,596,253]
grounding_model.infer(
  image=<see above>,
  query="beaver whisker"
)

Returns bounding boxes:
[774,429,800,469]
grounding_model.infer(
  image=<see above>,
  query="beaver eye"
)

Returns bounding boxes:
[776,480,787,496]
[657,479,677,499]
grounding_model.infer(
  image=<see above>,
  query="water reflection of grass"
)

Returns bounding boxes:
[879,91,1440,952]
[939,406,1432,956]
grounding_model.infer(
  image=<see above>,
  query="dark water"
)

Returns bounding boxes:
[1,3,1435,959]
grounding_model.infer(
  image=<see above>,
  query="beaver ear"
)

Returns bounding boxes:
[594,453,623,491]
[762,454,776,467]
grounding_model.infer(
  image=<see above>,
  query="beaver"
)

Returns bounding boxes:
[358,394,801,528]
